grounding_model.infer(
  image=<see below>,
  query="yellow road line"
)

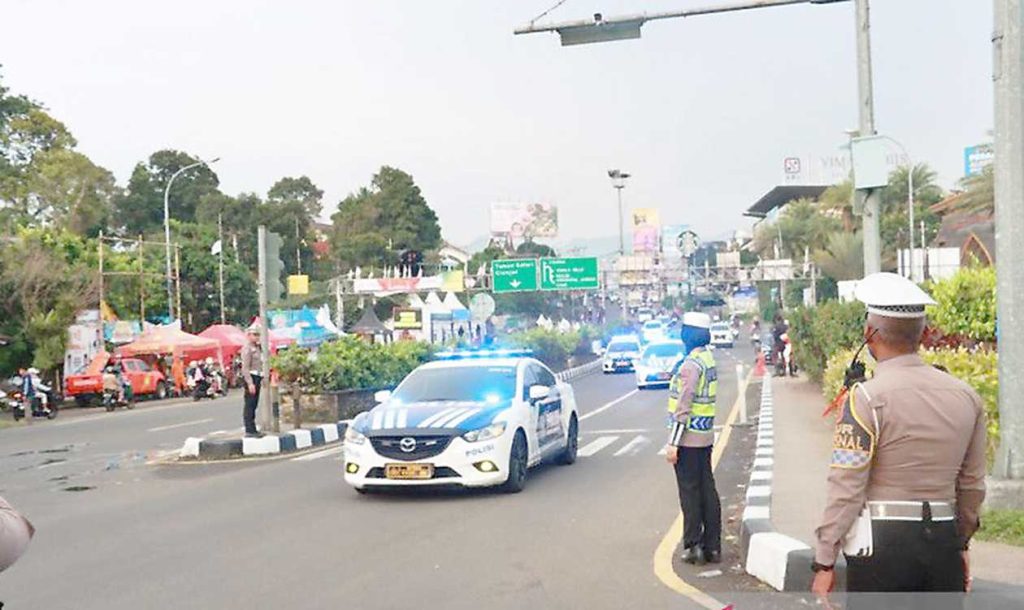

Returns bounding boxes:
[652,368,753,609]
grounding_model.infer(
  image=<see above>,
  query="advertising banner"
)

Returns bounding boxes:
[964,144,994,177]
[662,224,689,257]
[631,208,660,253]
[489,203,558,238]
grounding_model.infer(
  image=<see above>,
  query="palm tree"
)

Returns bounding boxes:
[819,181,856,232]
[955,166,994,213]
[883,163,944,208]
[813,231,864,281]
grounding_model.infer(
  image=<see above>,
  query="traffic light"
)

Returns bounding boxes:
[265,231,286,303]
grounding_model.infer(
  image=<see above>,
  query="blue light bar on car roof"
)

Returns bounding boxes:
[433,348,534,361]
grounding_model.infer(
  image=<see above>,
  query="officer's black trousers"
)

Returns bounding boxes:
[673,446,721,552]
[243,375,262,434]
[845,519,964,610]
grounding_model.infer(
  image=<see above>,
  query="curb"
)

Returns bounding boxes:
[556,358,602,383]
[179,421,349,460]
[739,375,845,591]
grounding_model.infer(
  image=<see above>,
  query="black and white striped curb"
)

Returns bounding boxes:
[556,358,602,383]
[739,376,828,591]
[179,421,349,460]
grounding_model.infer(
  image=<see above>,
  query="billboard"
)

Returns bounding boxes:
[964,144,994,177]
[489,203,558,238]
[631,208,660,254]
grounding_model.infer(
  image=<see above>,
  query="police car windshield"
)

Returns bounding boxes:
[391,366,517,403]
[643,343,683,359]
[607,341,639,353]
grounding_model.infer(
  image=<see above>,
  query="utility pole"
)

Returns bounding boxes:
[98,230,105,357]
[608,169,630,255]
[218,214,226,325]
[138,235,146,321]
[295,216,302,275]
[334,278,344,331]
[993,0,1024,484]
[257,226,273,434]
[855,0,881,275]
[174,245,182,327]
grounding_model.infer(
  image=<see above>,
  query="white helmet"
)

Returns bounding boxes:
[205,357,214,365]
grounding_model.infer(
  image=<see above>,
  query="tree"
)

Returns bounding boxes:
[813,231,864,281]
[330,166,441,271]
[880,164,943,265]
[114,150,221,234]
[956,166,994,214]
[751,199,839,260]
[515,240,556,258]
[267,175,323,218]
[15,148,119,235]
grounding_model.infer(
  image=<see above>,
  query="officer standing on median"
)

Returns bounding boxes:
[811,273,987,608]
[240,322,265,439]
[664,311,722,565]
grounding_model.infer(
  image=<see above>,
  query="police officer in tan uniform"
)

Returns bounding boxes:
[811,273,987,608]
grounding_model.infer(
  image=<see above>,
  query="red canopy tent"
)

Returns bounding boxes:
[198,324,247,364]
[117,326,222,364]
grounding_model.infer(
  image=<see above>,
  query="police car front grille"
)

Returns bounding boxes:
[370,435,453,461]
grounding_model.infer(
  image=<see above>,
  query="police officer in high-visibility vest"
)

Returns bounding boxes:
[665,311,722,565]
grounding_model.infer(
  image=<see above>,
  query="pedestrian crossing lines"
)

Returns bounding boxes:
[578,428,722,459]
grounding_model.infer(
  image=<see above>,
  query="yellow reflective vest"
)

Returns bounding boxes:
[667,348,718,434]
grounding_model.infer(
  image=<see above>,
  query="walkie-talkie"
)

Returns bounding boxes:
[823,329,877,419]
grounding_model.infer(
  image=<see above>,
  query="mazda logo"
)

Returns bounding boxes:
[399,437,417,453]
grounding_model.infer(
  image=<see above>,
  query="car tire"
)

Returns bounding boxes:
[156,381,167,400]
[558,415,578,466]
[501,431,528,494]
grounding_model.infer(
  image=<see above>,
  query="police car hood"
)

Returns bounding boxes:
[355,400,513,436]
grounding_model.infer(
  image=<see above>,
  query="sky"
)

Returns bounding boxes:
[0,0,994,251]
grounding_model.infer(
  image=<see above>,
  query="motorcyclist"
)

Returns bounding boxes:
[203,357,222,395]
[771,314,788,369]
[102,358,125,403]
[17,367,36,417]
[26,368,53,415]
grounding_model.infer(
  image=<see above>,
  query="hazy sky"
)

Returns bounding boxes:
[1,0,993,249]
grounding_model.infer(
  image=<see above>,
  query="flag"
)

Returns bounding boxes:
[210,240,222,256]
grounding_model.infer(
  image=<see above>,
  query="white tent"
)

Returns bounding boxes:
[442,292,467,311]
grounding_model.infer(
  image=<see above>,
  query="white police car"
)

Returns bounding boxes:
[601,336,641,373]
[343,350,579,494]
[634,340,685,389]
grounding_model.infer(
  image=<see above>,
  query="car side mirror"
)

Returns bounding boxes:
[528,385,550,402]
[374,390,392,403]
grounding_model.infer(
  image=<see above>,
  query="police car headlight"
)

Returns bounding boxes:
[344,427,367,445]
[462,422,507,443]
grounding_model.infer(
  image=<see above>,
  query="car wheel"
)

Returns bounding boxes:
[156,381,167,400]
[558,415,578,465]
[501,431,528,494]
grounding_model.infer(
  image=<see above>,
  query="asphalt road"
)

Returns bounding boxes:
[0,348,763,610]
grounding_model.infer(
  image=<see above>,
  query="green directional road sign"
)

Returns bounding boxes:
[491,259,538,293]
[539,257,600,291]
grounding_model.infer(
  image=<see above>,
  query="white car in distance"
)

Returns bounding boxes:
[635,341,685,389]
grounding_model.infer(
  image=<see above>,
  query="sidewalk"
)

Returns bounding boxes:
[770,374,1024,587]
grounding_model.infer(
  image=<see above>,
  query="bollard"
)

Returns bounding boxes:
[736,363,748,426]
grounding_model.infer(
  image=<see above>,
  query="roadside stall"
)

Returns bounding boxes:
[348,307,393,344]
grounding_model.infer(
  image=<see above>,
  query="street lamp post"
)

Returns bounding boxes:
[163,157,219,321]
[607,169,630,255]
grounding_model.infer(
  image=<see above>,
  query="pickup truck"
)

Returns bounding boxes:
[65,357,168,404]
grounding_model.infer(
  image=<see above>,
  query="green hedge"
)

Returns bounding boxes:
[926,266,996,342]
[823,347,999,463]
[511,327,581,371]
[272,338,435,394]
[788,300,866,382]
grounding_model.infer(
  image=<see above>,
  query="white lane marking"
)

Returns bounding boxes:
[578,435,619,457]
[395,409,408,429]
[291,446,343,462]
[579,390,639,422]
[146,418,214,433]
[418,408,457,428]
[444,409,479,429]
[383,410,396,429]
[613,434,650,457]
[581,428,652,435]
[371,411,384,430]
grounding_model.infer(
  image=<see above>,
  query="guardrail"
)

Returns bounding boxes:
[556,358,602,383]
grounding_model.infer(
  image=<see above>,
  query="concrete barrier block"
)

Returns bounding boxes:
[180,437,202,458]
[242,435,281,455]
[291,429,312,449]
[319,423,339,443]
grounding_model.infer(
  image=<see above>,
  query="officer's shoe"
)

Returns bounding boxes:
[682,546,704,565]
[703,549,722,564]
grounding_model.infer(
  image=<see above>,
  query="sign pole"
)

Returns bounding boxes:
[257,226,272,434]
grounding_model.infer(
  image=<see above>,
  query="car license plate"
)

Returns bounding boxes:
[615,359,629,367]
[657,372,670,380]
[385,463,434,480]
